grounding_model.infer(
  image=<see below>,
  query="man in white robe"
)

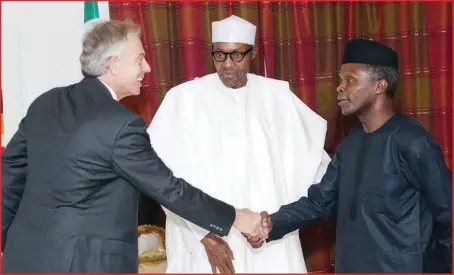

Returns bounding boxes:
[147,15,331,273]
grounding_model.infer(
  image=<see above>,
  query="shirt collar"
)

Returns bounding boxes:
[99,79,118,101]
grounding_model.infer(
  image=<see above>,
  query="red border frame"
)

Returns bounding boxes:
[0,1,452,275]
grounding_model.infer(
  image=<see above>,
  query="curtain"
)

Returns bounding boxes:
[110,1,452,272]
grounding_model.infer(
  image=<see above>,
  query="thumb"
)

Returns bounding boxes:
[241,232,252,239]
[260,211,269,224]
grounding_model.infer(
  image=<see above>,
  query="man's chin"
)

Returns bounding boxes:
[220,80,237,88]
[129,88,141,96]
[120,89,141,99]
[340,107,354,116]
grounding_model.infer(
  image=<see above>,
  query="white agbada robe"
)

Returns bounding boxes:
[147,73,331,273]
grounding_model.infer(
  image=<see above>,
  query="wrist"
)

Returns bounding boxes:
[233,208,241,227]
[200,232,212,244]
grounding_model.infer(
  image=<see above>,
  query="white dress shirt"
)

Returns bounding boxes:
[99,79,118,101]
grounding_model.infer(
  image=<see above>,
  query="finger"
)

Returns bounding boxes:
[259,225,269,239]
[252,238,265,249]
[218,259,229,274]
[258,225,266,237]
[267,217,272,227]
[211,263,217,273]
[248,234,261,243]
[225,255,235,273]
[260,213,269,227]
[226,244,235,260]
[260,211,269,219]
[241,232,252,240]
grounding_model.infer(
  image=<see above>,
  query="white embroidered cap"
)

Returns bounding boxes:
[212,15,256,45]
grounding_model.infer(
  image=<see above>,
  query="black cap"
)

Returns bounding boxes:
[341,39,398,70]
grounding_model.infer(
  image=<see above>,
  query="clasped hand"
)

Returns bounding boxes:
[233,209,272,249]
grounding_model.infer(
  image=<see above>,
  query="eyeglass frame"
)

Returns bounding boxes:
[211,47,253,63]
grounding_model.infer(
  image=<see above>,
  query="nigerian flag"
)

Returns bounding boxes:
[84,1,100,23]
[83,2,109,35]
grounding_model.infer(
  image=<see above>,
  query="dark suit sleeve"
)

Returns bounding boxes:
[268,151,340,241]
[2,119,28,251]
[112,116,236,236]
[405,137,452,272]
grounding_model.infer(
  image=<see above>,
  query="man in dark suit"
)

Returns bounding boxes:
[1,20,267,273]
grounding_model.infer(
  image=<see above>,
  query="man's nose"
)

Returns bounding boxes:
[223,56,235,68]
[336,82,345,93]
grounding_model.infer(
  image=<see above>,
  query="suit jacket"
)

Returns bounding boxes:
[1,77,236,273]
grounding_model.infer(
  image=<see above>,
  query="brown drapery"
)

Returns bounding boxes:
[110,1,452,272]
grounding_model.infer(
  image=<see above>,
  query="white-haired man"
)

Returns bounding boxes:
[1,20,264,273]
[148,15,331,273]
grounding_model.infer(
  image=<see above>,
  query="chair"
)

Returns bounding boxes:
[138,225,167,273]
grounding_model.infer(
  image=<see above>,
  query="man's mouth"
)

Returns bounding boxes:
[337,98,348,106]
[222,70,235,76]
[137,77,143,86]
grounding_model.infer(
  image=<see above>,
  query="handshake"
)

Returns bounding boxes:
[200,209,274,273]
[234,208,273,248]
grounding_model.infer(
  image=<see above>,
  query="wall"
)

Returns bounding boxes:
[1,1,110,145]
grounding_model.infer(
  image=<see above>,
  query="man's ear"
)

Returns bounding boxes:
[107,56,119,75]
[251,45,258,60]
[375,79,388,95]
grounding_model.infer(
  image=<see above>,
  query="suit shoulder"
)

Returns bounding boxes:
[26,84,76,114]
[393,114,438,152]
[30,84,70,102]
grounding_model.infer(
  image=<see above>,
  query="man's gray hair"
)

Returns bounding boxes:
[80,20,141,77]
[365,64,400,98]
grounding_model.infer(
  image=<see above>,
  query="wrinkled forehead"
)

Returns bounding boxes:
[212,42,251,52]
[339,63,367,76]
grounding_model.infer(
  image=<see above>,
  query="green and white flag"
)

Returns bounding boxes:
[84,1,100,23]
[83,1,107,35]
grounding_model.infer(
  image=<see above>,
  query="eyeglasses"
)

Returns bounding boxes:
[211,47,253,63]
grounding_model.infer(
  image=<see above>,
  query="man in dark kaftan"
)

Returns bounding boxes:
[245,39,452,273]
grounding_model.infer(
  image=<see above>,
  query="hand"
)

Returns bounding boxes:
[242,211,273,249]
[260,211,272,232]
[233,208,265,238]
[258,211,272,238]
[201,233,235,273]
